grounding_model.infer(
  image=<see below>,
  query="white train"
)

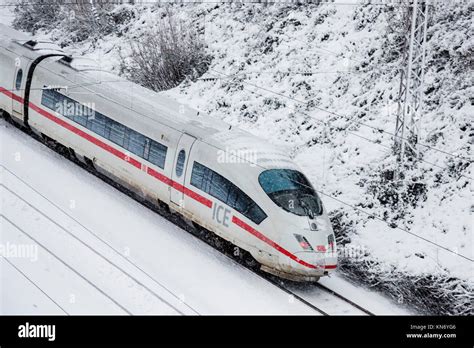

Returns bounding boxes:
[0,25,337,282]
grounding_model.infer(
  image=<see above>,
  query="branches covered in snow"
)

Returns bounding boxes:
[13,0,63,34]
[119,10,211,91]
[13,0,130,43]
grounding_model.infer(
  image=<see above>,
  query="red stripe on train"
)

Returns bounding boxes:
[0,87,24,103]
[183,186,213,208]
[29,102,142,169]
[231,215,320,270]
[147,167,172,185]
[0,87,211,206]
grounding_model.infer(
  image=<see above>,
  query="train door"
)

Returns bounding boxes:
[12,64,24,119]
[170,133,197,207]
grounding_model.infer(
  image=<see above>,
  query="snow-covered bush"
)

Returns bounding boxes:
[12,0,62,34]
[330,205,473,316]
[13,0,120,44]
[57,0,116,44]
[338,254,474,315]
[119,11,211,91]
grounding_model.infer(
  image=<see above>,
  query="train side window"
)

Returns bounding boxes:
[244,201,267,224]
[71,97,89,127]
[59,94,74,120]
[15,69,22,90]
[191,162,206,189]
[209,171,230,203]
[143,138,151,160]
[202,167,213,193]
[88,112,107,138]
[41,89,59,111]
[191,162,213,193]
[128,130,147,158]
[190,162,267,224]
[107,119,126,147]
[148,140,167,169]
[175,150,186,177]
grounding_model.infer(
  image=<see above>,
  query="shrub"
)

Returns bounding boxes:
[120,11,211,92]
[13,0,115,42]
[60,0,115,44]
[12,0,63,34]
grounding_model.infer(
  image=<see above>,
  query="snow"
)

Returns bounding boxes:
[291,274,414,315]
[0,1,15,28]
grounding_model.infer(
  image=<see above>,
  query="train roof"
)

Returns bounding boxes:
[83,72,297,169]
[0,24,64,57]
[75,69,297,170]
[73,68,230,136]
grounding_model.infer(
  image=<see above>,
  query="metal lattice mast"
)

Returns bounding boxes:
[394,0,429,172]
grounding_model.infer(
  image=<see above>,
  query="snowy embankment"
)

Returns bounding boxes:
[5,2,473,314]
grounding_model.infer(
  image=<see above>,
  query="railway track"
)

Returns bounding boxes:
[1,116,375,316]
[314,283,375,315]
[255,273,374,316]
[0,167,199,315]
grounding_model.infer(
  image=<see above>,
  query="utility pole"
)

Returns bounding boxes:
[394,0,429,178]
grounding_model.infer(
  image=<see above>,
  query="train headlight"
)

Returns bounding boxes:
[294,234,314,251]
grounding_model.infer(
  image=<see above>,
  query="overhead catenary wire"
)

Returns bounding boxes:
[208,68,473,164]
[198,70,361,78]
[230,75,473,181]
[0,1,431,8]
[6,0,461,161]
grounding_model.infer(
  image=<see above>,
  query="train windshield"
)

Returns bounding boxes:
[258,169,323,218]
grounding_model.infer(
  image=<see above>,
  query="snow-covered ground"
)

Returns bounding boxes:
[1,1,472,314]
